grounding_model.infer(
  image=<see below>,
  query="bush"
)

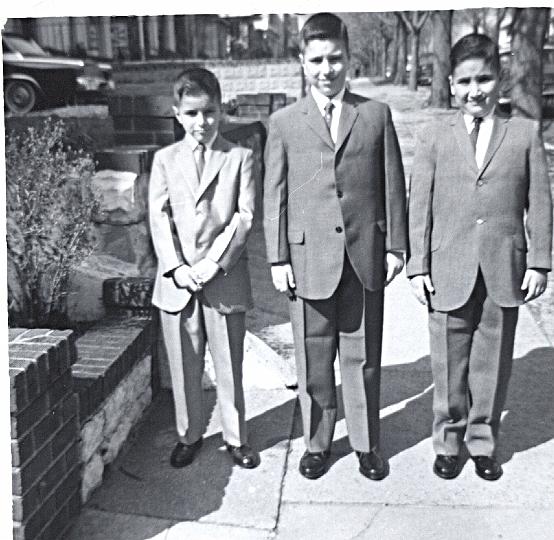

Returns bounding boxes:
[6,118,98,328]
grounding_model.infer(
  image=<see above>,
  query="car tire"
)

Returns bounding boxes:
[4,79,38,114]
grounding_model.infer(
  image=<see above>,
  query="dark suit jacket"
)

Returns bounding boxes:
[263,90,407,300]
[407,112,553,311]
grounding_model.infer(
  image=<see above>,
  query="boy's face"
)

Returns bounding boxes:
[173,93,221,144]
[300,38,350,98]
[450,58,499,118]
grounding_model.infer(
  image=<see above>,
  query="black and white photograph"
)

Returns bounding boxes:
[3,1,554,538]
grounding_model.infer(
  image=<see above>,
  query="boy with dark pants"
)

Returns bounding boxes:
[149,68,260,469]
[408,34,552,480]
[264,13,407,480]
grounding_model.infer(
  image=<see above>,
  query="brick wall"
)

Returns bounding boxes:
[9,329,81,540]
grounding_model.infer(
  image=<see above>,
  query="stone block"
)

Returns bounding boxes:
[80,411,105,463]
[91,169,145,225]
[91,221,156,277]
[66,254,141,323]
[102,385,126,436]
[81,453,104,503]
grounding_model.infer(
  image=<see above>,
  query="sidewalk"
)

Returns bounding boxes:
[66,272,554,540]
[66,81,554,539]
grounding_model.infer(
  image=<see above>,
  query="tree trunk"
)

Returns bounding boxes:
[389,18,400,80]
[510,8,549,120]
[394,17,407,85]
[430,10,452,108]
[408,32,419,91]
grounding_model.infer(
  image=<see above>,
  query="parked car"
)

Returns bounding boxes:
[3,33,115,114]
[498,44,554,113]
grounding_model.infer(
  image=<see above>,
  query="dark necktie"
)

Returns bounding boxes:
[324,101,334,134]
[195,143,205,181]
[469,117,482,152]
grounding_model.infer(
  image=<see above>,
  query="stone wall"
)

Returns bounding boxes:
[114,59,303,101]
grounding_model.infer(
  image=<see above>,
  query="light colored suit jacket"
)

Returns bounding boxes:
[407,112,553,311]
[149,134,255,313]
[263,90,407,299]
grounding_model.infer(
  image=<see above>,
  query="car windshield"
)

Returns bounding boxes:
[3,35,49,57]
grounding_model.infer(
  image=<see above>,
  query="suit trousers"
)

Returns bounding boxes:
[429,271,518,457]
[289,254,384,453]
[160,294,247,447]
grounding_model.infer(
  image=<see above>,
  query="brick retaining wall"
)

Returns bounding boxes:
[9,318,154,540]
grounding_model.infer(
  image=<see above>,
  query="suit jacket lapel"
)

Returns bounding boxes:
[301,94,335,150]
[478,115,508,178]
[174,140,199,196]
[335,91,359,153]
[451,112,479,175]
[195,135,228,203]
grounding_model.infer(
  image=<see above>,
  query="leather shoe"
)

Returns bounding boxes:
[358,451,388,480]
[472,456,502,481]
[299,450,329,479]
[433,454,461,479]
[226,443,260,469]
[170,438,202,468]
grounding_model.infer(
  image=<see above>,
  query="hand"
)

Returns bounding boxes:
[173,265,201,292]
[385,251,404,286]
[270,263,296,294]
[410,274,435,306]
[191,258,220,286]
[521,269,548,302]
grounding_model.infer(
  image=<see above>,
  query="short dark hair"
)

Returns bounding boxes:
[300,12,349,54]
[450,33,500,74]
[173,67,222,106]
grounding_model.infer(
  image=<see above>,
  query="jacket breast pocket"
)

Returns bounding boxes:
[288,230,305,244]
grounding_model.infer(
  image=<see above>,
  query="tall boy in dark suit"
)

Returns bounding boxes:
[264,13,407,480]
[408,34,552,481]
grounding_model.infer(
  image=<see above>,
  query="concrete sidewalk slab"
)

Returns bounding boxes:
[281,276,554,511]
[84,387,296,531]
[276,503,554,540]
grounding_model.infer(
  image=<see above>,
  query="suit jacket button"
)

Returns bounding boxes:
[476,218,485,225]
[477,180,484,186]
[337,190,343,198]
[335,226,343,233]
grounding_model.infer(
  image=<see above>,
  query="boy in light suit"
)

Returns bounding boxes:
[149,68,260,469]
[264,13,407,481]
[408,34,552,481]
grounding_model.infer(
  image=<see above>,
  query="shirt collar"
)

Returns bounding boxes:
[310,85,346,114]
[184,131,218,151]
[463,108,495,131]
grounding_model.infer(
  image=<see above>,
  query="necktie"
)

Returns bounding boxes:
[195,143,205,181]
[324,101,334,134]
[469,117,482,153]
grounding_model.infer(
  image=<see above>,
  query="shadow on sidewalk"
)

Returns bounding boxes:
[87,347,554,526]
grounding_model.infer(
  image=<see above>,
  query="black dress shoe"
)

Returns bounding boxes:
[433,454,461,479]
[170,438,203,468]
[299,450,330,479]
[225,443,260,469]
[472,456,502,481]
[358,451,389,480]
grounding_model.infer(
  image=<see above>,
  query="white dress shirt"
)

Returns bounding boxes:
[311,85,346,144]
[463,111,494,169]
[185,131,217,176]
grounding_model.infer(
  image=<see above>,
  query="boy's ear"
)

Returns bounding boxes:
[448,75,455,96]
[172,105,179,117]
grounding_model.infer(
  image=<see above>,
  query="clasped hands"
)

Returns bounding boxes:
[410,269,547,306]
[172,258,220,292]
[270,252,405,294]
